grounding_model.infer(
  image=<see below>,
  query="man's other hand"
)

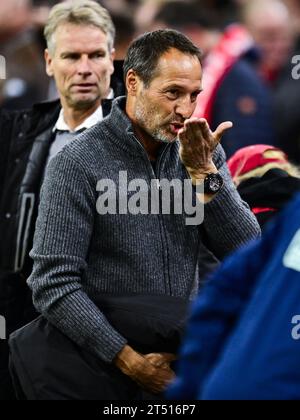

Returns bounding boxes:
[114,345,176,394]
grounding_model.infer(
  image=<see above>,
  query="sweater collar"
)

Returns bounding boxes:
[104,96,178,159]
[106,96,135,136]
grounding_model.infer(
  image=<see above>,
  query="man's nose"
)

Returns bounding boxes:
[175,97,196,119]
[77,56,92,76]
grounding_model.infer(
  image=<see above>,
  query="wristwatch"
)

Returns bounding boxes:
[203,173,224,195]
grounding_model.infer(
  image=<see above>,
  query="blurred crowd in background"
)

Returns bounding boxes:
[1,0,300,162]
[2,0,300,401]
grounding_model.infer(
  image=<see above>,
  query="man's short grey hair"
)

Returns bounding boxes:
[44,0,116,55]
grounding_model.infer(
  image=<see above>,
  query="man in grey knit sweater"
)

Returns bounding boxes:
[27,30,260,398]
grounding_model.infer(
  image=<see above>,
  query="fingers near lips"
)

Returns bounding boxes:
[180,118,211,144]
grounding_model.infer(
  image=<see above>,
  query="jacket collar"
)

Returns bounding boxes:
[53,105,104,133]
[32,98,112,112]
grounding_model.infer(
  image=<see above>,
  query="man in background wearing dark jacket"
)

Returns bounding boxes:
[0,0,118,400]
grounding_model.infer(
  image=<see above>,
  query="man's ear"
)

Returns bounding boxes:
[109,48,116,75]
[45,49,54,77]
[126,69,141,96]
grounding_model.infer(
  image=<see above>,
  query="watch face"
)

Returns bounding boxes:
[209,177,222,192]
[204,173,223,194]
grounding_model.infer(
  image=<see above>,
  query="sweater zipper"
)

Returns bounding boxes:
[129,134,173,295]
[154,144,172,295]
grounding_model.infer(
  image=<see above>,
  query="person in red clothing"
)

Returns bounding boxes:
[228,144,300,227]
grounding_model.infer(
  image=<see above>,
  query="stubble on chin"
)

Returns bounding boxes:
[135,109,175,144]
[66,95,100,111]
[152,130,176,144]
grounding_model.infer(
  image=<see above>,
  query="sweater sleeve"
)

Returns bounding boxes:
[203,145,261,259]
[27,152,127,363]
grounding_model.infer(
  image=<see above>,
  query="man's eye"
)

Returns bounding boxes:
[166,90,179,99]
[191,92,200,102]
[91,53,105,59]
[64,55,78,60]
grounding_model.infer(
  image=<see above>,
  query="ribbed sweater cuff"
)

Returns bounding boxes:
[204,182,251,226]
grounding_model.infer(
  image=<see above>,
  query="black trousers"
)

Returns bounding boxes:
[0,341,15,400]
[0,273,36,400]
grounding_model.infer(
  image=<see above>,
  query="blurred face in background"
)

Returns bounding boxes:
[283,0,300,35]
[0,0,31,39]
[150,19,220,58]
[245,0,294,73]
[45,22,115,111]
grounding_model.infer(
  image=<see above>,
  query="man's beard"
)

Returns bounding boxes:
[151,128,176,144]
[135,105,177,144]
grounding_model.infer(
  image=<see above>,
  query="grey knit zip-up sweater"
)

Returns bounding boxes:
[28,97,260,364]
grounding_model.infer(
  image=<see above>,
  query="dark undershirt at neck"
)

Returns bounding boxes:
[150,160,157,172]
